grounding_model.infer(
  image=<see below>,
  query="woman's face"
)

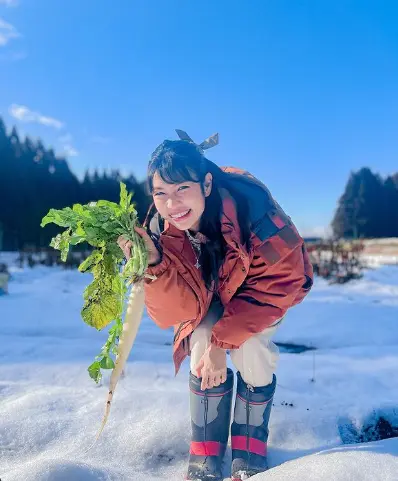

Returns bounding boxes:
[152,171,212,232]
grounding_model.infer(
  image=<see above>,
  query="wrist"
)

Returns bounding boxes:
[148,235,162,266]
[148,254,161,266]
[208,343,225,353]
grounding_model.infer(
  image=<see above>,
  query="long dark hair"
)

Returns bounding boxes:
[147,139,251,291]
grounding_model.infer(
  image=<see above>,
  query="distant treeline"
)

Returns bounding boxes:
[1,117,397,251]
[332,167,398,239]
[0,118,150,251]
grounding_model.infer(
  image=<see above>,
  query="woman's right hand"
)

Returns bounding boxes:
[117,227,161,266]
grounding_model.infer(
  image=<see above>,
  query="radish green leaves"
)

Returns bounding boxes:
[41,183,148,383]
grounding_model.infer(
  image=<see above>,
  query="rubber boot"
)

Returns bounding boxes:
[231,372,276,480]
[186,368,234,481]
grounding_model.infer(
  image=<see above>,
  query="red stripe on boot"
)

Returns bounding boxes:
[231,435,267,456]
[190,441,221,456]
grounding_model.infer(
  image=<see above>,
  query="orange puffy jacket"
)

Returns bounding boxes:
[144,167,314,374]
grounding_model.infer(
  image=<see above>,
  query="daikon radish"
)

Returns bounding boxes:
[94,280,145,442]
[41,182,150,443]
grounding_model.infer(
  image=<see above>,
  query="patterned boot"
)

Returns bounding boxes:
[231,372,276,480]
[186,368,234,481]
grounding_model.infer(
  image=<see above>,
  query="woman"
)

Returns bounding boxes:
[118,131,313,481]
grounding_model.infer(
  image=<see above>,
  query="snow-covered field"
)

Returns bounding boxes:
[0,253,397,480]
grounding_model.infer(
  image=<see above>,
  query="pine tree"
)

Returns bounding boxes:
[0,117,150,250]
[332,168,393,239]
[383,176,398,237]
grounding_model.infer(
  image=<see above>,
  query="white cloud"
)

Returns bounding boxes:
[9,105,79,157]
[37,115,64,130]
[0,18,20,46]
[0,0,19,6]
[58,133,79,157]
[9,104,64,129]
[62,145,79,157]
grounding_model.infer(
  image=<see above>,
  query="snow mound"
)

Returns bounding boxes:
[5,459,112,481]
[255,438,398,481]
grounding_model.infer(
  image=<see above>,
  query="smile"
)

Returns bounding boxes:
[170,209,191,220]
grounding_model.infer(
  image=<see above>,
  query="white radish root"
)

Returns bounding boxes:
[86,280,145,451]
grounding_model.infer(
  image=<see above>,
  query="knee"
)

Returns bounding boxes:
[230,337,279,387]
[189,325,211,371]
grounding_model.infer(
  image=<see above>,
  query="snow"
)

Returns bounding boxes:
[364,254,398,266]
[253,438,398,480]
[0,252,397,480]
[273,265,398,349]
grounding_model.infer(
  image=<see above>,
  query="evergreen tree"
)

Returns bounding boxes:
[383,176,398,237]
[332,167,394,239]
[0,117,150,250]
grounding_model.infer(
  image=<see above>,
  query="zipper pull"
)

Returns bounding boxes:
[203,393,209,440]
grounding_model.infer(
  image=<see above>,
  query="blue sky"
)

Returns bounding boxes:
[1,0,398,236]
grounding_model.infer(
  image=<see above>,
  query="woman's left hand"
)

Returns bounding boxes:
[195,344,227,390]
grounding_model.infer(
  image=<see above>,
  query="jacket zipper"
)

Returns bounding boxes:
[173,320,190,344]
[172,258,213,346]
[172,263,206,344]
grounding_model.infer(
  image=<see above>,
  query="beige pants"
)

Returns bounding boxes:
[190,302,282,387]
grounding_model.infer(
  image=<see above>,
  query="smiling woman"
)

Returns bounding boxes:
[146,139,237,291]
[151,175,209,232]
[151,175,207,269]
[118,131,313,481]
